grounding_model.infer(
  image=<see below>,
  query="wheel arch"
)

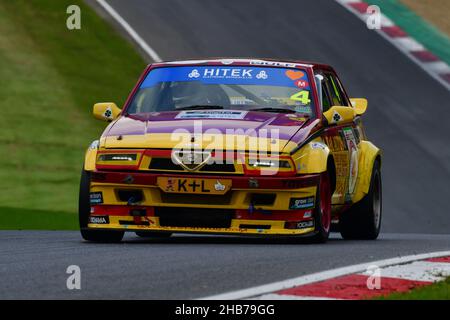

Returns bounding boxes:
[293,140,331,174]
[352,141,381,203]
[84,145,98,171]
[292,140,336,194]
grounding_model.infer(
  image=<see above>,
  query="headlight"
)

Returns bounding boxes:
[96,152,142,167]
[98,154,137,162]
[245,154,295,175]
[248,159,291,169]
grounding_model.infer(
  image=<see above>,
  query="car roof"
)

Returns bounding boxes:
[151,57,335,72]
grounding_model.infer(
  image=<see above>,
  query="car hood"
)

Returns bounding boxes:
[102,110,316,153]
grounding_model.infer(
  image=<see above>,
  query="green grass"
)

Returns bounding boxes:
[376,277,450,300]
[0,0,146,229]
[0,206,77,230]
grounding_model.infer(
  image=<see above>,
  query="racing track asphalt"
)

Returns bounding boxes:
[1,231,450,299]
[2,0,449,300]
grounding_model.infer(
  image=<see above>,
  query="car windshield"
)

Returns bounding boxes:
[127,66,315,116]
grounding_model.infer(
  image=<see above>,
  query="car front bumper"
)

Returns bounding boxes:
[87,171,321,236]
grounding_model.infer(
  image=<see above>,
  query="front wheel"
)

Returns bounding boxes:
[79,169,124,243]
[339,160,382,240]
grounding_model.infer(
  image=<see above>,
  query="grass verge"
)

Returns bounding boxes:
[0,206,77,230]
[0,0,146,229]
[377,277,450,300]
[400,0,450,37]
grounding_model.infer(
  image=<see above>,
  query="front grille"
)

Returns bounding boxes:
[149,158,181,171]
[160,192,232,205]
[116,189,144,203]
[250,193,276,206]
[199,163,235,172]
[155,207,233,228]
[119,220,150,226]
[149,158,235,173]
[239,224,271,229]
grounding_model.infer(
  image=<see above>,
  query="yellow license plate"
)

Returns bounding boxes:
[157,177,231,194]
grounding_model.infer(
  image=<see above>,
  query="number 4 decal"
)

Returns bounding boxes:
[290,90,311,105]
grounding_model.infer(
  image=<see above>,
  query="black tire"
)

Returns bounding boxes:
[310,172,332,243]
[79,169,124,243]
[339,160,382,240]
[135,231,172,238]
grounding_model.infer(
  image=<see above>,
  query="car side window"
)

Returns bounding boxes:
[326,73,348,106]
[321,82,332,112]
[315,72,332,112]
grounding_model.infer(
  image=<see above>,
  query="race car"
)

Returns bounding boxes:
[79,58,382,243]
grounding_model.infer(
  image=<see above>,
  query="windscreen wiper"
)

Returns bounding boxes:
[176,105,225,110]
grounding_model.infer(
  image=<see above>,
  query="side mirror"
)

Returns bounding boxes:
[323,106,355,125]
[350,98,368,115]
[93,102,121,122]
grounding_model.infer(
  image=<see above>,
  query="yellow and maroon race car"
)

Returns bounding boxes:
[79,58,382,243]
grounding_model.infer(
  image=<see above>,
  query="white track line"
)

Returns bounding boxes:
[199,250,450,300]
[95,0,162,62]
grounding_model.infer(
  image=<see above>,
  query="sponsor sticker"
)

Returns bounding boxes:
[139,66,310,89]
[188,69,200,78]
[255,70,268,79]
[343,128,358,194]
[290,196,315,209]
[290,90,311,105]
[294,105,311,113]
[303,210,312,218]
[175,110,248,119]
[295,79,309,88]
[311,142,327,150]
[331,110,342,124]
[297,220,314,229]
[214,180,226,191]
[89,192,103,204]
[250,60,298,68]
[285,70,305,80]
[88,215,109,224]
[103,106,113,120]
[197,68,254,79]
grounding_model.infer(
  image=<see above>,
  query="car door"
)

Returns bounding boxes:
[318,71,361,204]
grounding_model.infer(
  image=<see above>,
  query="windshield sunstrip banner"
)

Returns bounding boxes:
[140,66,310,89]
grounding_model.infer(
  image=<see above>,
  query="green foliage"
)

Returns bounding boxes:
[0,0,146,228]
